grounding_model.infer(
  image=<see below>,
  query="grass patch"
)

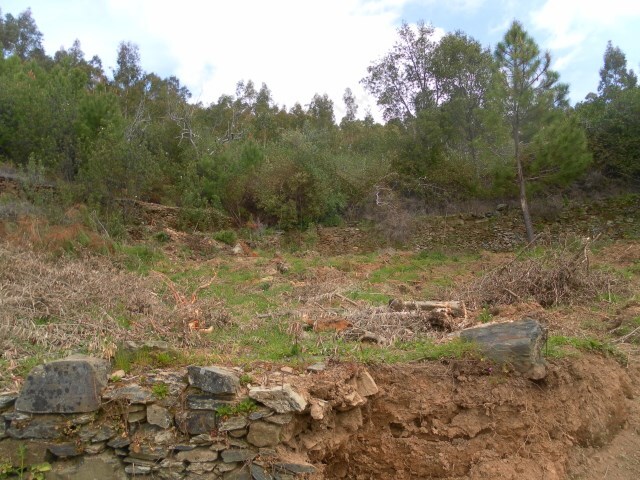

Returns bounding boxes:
[545,335,625,363]
[213,230,238,246]
[116,243,164,274]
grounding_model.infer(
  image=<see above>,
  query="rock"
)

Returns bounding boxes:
[154,429,176,445]
[147,404,173,429]
[47,452,127,480]
[258,448,277,458]
[263,413,293,425]
[221,448,257,463]
[188,433,213,445]
[89,424,116,443]
[224,465,252,479]
[127,409,146,423]
[188,366,240,397]
[248,384,307,413]
[187,394,232,410]
[110,370,126,381]
[496,203,508,211]
[218,415,248,431]
[107,436,131,449]
[84,442,106,454]
[15,355,108,413]
[228,428,248,438]
[250,464,275,480]
[128,444,169,461]
[48,442,82,458]
[187,462,217,474]
[247,421,281,447]
[6,414,64,439]
[217,462,239,473]
[309,398,330,421]
[176,448,219,463]
[336,390,365,411]
[275,462,316,474]
[280,366,294,374]
[102,384,155,404]
[0,438,50,465]
[352,370,378,397]
[248,407,273,421]
[125,464,152,475]
[176,410,217,435]
[0,394,17,410]
[460,318,547,379]
[306,363,326,373]
[232,243,243,255]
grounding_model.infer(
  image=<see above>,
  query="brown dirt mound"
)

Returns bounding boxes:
[318,356,632,480]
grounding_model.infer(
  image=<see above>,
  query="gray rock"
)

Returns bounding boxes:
[125,464,153,475]
[251,464,275,480]
[247,421,281,447]
[123,456,156,466]
[218,415,248,431]
[147,404,173,429]
[127,409,146,423]
[187,462,217,474]
[221,448,257,463]
[248,385,307,413]
[154,429,176,444]
[103,384,155,404]
[47,452,127,480]
[248,408,273,421]
[84,442,106,455]
[188,366,240,396]
[217,462,238,473]
[263,413,293,425]
[258,448,277,458]
[0,438,50,465]
[0,394,17,410]
[188,433,213,445]
[128,444,169,461]
[6,414,64,439]
[187,394,232,410]
[48,442,82,458]
[107,436,131,449]
[228,428,248,438]
[90,424,116,443]
[274,462,316,474]
[306,362,326,373]
[15,355,108,413]
[70,412,95,425]
[460,318,547,379]
[176,410,217,435]
[176,448,219,463]
[223,465,251,480]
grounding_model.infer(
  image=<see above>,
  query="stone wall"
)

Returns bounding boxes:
[0,352,378,479]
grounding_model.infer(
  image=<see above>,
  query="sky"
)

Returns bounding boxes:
[2,0,639,121]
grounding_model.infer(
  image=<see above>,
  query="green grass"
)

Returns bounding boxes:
[152,382,169,399]
[545,335,625,363]
[116,243,164,274]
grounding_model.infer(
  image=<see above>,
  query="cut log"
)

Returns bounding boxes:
[389,299,466,317]
[460,318,547,380]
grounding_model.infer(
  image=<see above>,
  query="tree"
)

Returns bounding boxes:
[307,93,335,129]
[341,87,358,125]
[361,21,439,122]
[113,41,144,118]
[598,41,637,101]
[495,20,563,242]
[0,8,44,60]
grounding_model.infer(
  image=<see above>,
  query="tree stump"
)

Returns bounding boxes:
[460,318,547,379]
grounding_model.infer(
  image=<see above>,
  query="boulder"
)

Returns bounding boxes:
[15,355,108,413]
[248,384,307,413]
[187,366,240,396]
[460,318,547,379]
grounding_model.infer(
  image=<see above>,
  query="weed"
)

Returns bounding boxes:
[478,307,493,324]
[239,373,254,386]
[213,230,238,246]
[152,382,169,399]
[546,335,626,364]
[215,398,257,418]
[154,231,170,243]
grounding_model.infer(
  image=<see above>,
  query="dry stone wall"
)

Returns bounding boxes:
[0,352,379,479]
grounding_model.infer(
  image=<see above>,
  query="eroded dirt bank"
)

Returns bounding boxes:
[313,356,634,480]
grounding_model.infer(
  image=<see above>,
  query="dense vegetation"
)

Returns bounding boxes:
[0,8,638,235]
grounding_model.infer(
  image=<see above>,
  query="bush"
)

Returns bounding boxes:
[213,229,237,245]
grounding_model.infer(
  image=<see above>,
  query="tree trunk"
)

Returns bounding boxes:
[515,119,535,243]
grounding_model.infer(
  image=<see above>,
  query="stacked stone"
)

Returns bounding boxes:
[0,356,316,479]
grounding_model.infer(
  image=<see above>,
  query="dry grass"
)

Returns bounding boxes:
[455,235,625,309]
[0,243,223,372]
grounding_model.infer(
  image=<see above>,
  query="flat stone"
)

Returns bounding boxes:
[176,410,217,435]
[127,410,147,423]
[274,462,316,474]
[352,370,378,397]
[84,442,106,455]
[460,318,547,379]
[103,384,155,404]
[218,462,239,473]
[221,448,257,463]
[123,456,157,466]
[15,355,109,413]
[187,462,217,474]
[223,466,252,480]
[258,448,277,458]
[70,413,95,425]
[107,436,131,449]
[0,395,17,410]
[248,408,273,421]
[251,464,275,480]
[218,415,248,431]
[125,464,153,475]
[306,363,326,373]
[6,415,64,439]
[154,429,176,444]
[91,424,116,442]
[47,452,127,480]
[247,421,282,447]
[147,404,173,429]
[174,444,196,451]
[176,448,219,463]
[188,366,240,396]
[263,413,293,425]
[248,385,307,413]
[128,444,169,461]
[187,394,232,410]
[188,433,213,445]
[48,442,82,458]
[228,428,248,438]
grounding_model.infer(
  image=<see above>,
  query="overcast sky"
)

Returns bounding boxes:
[3,0,640,121]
